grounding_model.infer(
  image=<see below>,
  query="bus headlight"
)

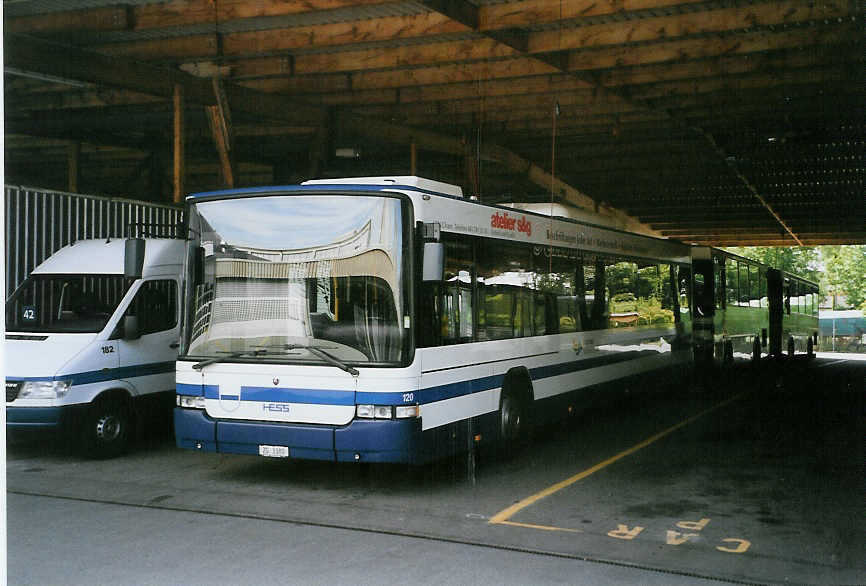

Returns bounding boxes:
[356,404,393,418]
[19,380,70,399]
[356,404,419,419]
[177,395,206,409]
[356,404,375,418]
[395,405,419,419]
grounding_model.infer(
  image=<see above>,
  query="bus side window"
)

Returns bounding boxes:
[749,264,760,307]
[585,258,609,330]
[714,256,725,309]
[477,239,532,340]
[660,264,680,323]
[738,261,750,306]
[534,247,578,333]
[759,268,768,308]
[677,265,691,320]
[726,259,738,307]
[434,235,474,346]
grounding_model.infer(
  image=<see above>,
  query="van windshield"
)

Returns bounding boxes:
[6,274,130,333]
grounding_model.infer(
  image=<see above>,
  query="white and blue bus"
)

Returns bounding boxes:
[174,177,693,464]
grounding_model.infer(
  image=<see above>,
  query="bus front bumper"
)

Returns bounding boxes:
[174,408,426,464]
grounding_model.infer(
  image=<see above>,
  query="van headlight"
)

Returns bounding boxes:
[19,380,71,399]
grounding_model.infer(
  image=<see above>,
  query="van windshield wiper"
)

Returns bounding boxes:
[261,343,360,377]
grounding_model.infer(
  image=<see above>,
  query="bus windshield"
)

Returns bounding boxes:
[183,194,408,366]
[6,274,129,333]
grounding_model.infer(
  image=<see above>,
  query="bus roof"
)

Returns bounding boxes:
[187,176,464,201]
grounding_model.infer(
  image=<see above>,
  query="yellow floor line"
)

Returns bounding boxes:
[497,520,584,533]
[489,392,747,526]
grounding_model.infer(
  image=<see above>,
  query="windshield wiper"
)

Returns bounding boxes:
[262,343,360,376]
[192,349,267,370]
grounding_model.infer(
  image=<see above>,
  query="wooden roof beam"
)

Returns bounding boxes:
[212,1,853,79]
[4,33,326,126]
[6,6,131,34]
[419,0,479,30]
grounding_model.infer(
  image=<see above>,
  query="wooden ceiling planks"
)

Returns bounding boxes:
[3,0,863,244]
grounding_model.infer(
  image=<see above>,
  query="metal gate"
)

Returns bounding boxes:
[5,185,184,299]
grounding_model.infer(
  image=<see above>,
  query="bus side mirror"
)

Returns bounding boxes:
[422,242,445,282]
[125,238,146,279]
[123,315,141,341]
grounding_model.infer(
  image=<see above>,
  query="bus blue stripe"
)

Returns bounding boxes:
[177,351,659,406]
[241,387,355,405]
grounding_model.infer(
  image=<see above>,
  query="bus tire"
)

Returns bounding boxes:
[498,370,533,455]
[751,337,761,364]
[500,391,525,447]
[83,396,131,459]
[787,337,795,357]
[807,337,815,358]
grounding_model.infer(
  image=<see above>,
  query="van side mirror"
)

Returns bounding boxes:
[123,315,141,341]
[422,242,445,282]
[125,238,146,279]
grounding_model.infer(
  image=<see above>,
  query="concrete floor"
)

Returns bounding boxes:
[6,356,864,585]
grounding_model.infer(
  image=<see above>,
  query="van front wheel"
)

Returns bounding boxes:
[83,399,131,459]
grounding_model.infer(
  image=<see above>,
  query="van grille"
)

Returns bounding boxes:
[6,381,22,402]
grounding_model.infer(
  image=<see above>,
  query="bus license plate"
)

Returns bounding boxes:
[258,445,289,458]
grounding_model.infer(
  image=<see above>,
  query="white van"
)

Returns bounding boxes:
[5,237,184,457]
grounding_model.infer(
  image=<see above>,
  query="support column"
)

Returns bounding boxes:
[207,77,235,188]
[173,84,184,203]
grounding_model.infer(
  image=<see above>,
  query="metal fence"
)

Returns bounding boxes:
[5,186,184,299]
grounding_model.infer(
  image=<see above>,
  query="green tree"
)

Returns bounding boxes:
[822,245,866,309]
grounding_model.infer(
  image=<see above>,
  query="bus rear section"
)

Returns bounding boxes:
[768,269,819,357]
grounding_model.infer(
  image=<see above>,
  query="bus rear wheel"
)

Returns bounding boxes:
[500,392,524,445]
